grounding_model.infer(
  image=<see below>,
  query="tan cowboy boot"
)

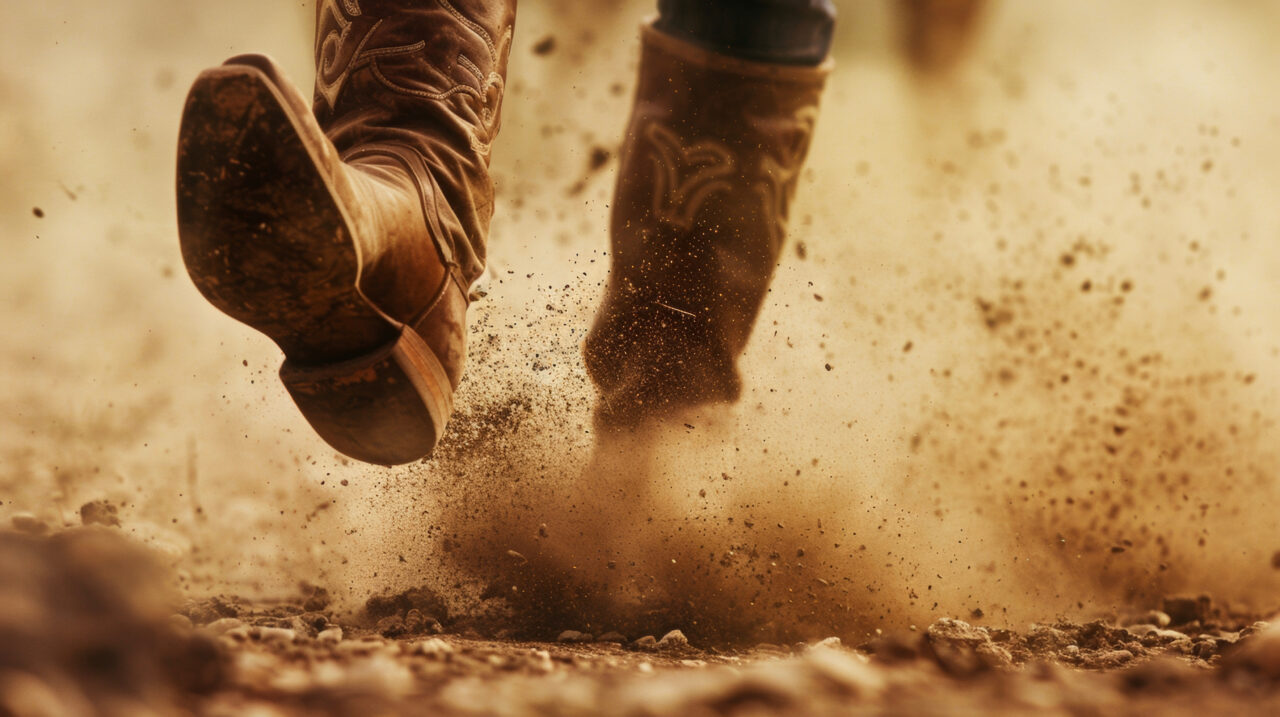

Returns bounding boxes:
[583,22,831,427]
[176,0,515,465]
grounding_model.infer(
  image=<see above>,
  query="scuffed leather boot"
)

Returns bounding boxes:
[584,22,830,427]
[176,0,515,465]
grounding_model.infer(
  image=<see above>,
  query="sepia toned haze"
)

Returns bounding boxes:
[2,0,1278,642]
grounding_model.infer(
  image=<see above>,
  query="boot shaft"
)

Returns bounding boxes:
[312,0,517,289]
[612,23,831,341]
[586,23,831,425]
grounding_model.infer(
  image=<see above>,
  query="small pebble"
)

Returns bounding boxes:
[257,627,297,644]
[377,615,407,638]
[303,587,331,612]
[634,635,658,651]
[413,638,454,657]
[205,617,245,635]
[10,514,47,535]
[404,609,426,634]
[336,639,385,656]
[530,649,554,673]
[657,630,689,650]
[317,627,344,644]
[79,500,121,527]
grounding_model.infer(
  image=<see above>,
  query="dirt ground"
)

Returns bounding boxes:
[3,0,1280,714]
[4,527,1280,716]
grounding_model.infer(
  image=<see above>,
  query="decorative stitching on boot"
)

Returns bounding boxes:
[358,40,426,59]
[368,61,485,103]
[643,121,736,231]
[750,105,819,251]
[641,101,819,247]
[457,54,486,84]
[438,0,501,62]
[316,0,381,110]
[321,0,511,157]
[367,60,504,157]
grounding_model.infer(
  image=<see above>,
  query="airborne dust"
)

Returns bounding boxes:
[2,0,1279,651]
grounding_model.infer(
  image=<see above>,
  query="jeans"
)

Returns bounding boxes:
[654,0,837,66]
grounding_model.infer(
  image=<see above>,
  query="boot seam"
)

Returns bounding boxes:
[342,143,468,320]
[342,143,459,269]
[407,267,454,330]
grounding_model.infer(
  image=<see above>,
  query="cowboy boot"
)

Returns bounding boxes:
[176,0,515,465]
[583,21,831,427]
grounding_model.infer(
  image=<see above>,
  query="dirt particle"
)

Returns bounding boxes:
[303,585,330,612]
[377,615,407,637]
[532,35,556,56]
[1161,595,1211,626]
[79,499,121,527]
[588,146,611,171]
[10,513,47,535]
[976,298,1014,330]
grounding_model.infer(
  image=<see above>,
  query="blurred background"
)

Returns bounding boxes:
[2,0,1279,636]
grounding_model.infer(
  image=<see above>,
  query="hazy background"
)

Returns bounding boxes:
[2,0,1279,639]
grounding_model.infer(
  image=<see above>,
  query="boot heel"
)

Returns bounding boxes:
[279,326,453,466]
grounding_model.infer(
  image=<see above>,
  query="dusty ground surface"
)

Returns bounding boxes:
[4,527,1280,716]
[4,0,1280,714]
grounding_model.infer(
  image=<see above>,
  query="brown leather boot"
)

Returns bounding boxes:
[176,0,514,465]
[583,23,830,427]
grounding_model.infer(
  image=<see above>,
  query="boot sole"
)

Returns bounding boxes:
[176,62,451,465]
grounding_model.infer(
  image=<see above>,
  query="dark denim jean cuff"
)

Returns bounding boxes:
[654,0,836,66]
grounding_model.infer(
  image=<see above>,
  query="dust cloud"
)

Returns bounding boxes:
[2,0,1279,644]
